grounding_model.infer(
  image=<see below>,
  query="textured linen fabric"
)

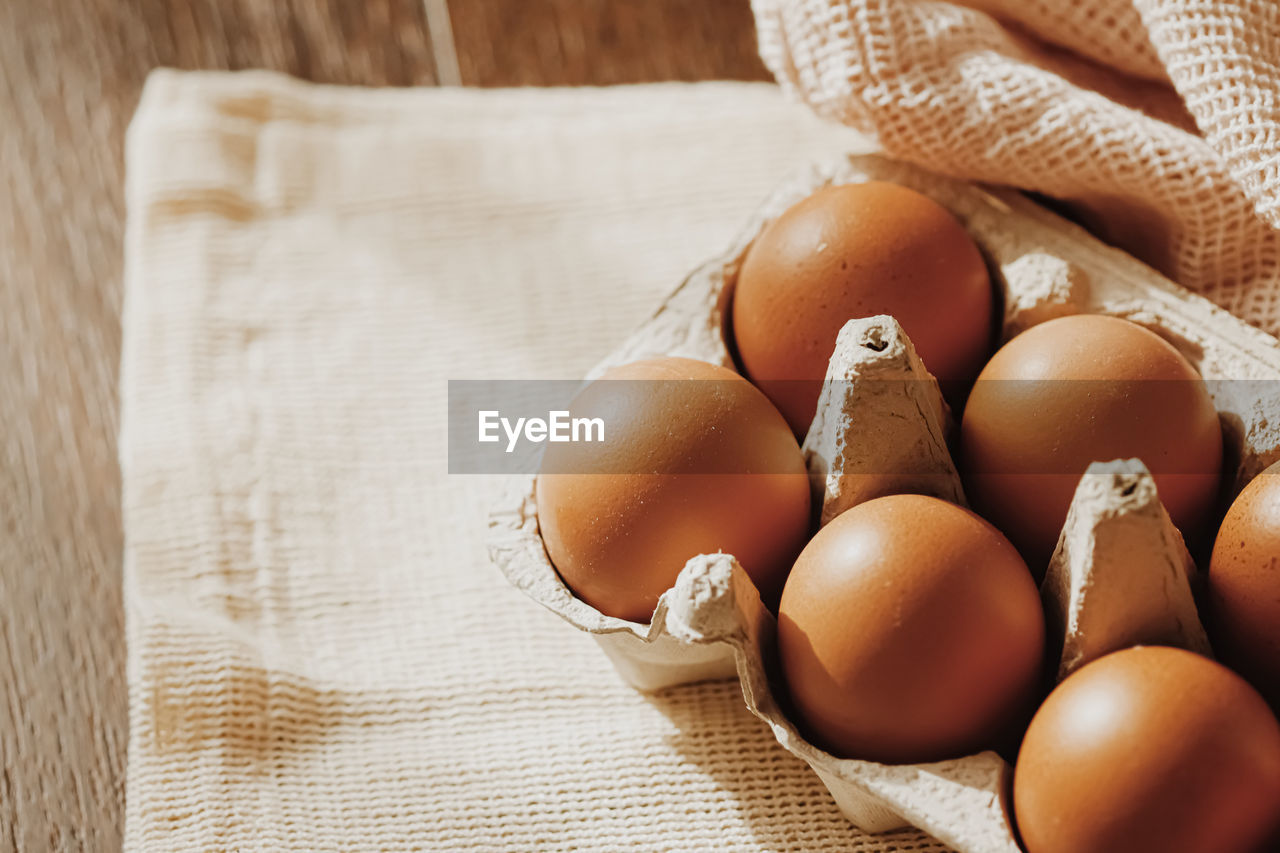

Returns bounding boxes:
[752,0,1280,330]
[120,70,954,852]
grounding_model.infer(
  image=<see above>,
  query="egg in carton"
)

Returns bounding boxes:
[650,450,1208,852]
[487,153,1280,846]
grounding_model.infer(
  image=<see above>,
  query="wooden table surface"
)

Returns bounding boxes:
[0,3,769,849]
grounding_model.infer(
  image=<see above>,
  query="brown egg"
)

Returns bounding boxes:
[536,357,811,624]
[1014,646,1280,853]
[731,181,994,435]
[961,314,1222,572]
[777,494,1044,764]
[1209,462,1280,707]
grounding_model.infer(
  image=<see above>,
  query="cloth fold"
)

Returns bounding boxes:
[120,70,952,851]
[753,0,1280,329]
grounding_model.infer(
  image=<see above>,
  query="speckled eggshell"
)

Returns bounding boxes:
[1014,646,1280,853]
[1209,462,1280,707]
[777,493,1044,765]
[536,357,811,624]
[961,314,1222,572]
[731,181,994,435]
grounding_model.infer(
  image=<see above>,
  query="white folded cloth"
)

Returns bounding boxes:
[121,70,944,852]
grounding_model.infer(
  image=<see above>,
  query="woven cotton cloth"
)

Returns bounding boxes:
[120,70,957,852]
[753,0,1280,330]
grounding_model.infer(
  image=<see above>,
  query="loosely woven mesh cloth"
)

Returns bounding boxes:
[122,70,962,851]
[753,0,1280,332]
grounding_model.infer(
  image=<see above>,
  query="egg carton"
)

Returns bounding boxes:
[486,153,1280,847]
[639,453,1206,853]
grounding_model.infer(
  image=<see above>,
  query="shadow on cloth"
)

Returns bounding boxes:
[642,680,948,852]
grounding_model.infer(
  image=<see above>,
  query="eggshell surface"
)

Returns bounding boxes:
[731,181,993,435]
[1014,646,1280,853]
[1210,462,1280,706]
[961,314,1222,571]
[536,357,811,624]
[777,494,1044,764]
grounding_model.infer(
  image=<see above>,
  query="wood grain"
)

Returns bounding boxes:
[0,0,766,848]
[448,0,771,86]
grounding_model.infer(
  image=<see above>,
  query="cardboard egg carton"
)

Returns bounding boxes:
[1043,458,1213,681]
[637,453,1210,853]
[487,153,1280,847]
[803,315,964,523]
[488,475,739,692]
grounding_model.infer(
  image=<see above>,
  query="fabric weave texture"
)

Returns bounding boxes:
[753,0,1280,331]
[121,70,952,852]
